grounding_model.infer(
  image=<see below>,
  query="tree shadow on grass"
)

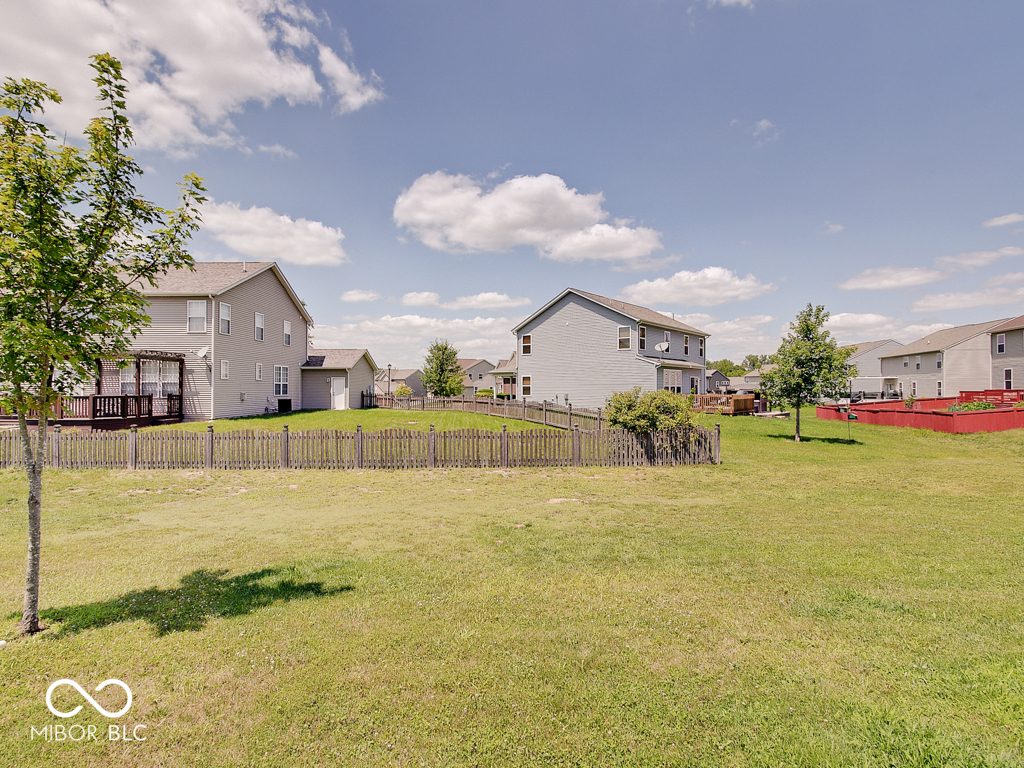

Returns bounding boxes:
[32,567,353,636]
[761,433,863,445]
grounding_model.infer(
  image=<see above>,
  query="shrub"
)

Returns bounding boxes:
[948,401,996,412]
[604,388,695,435]
[475,389,493,398]
[393,383,413,397]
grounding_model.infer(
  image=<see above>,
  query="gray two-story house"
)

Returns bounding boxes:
[121,261,313,420]
[510,288,709,409]
[878,319,1008,398]
[841,339,905,396]
[988,313,1024,390]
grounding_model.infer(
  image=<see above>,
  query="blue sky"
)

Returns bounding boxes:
[4,0,1023,366]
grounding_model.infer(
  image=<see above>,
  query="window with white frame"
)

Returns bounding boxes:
[683,335,689,356]
[255,363,263,381]
[187,300,206,333]
[255,312,264,341]
[219,302,231,334]
[903,356,909,368]
[936,353,942,369]
[220,360,229,380]
[274,365,289,395]
[283,320,291,346]
[664,330,670,353]
[638,326,646,351]
[618,326,630,350]
[1005,368,1013,390]
[915,356,921,370]
[120,363,136,395]
[522,376,531,396]
[898,381,904,396]
[521,334,531,355]
[997,334,1006,354]
[699,337,704,357]
[690,376,698,394]
[911,381,917,396]
[936,381,942,397]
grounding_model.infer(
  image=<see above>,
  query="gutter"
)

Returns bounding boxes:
[209,293,215,421]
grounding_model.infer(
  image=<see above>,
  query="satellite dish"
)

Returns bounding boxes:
[194,346,210,359]
[654,342,669,352]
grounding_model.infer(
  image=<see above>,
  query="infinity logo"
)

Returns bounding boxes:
[46,679,132,719]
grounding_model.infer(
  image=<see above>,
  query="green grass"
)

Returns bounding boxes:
[145,407,555,433]
[1,412,1022,766]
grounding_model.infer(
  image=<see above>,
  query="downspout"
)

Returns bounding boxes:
[209,293,215,421]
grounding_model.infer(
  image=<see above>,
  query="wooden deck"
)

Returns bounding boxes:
[0,394,184,431]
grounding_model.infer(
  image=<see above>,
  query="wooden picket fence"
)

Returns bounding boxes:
[363,392,605,431]
[0,423,720,470]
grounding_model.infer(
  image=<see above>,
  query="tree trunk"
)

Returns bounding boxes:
[19,412,46,634]
[794,400,802,442]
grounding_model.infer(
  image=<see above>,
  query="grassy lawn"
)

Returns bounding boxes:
[1,412,1022,766]
[145,407,555,433]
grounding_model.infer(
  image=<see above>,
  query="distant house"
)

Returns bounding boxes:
[458,358,495,397]
[879,319,1009,398]
[490,354,517,398]
[840,339,905,396]
[706,369,730,392]
[374,368,425,396]
[301,349,377,410]
[75,261,312,422]
[727,376,750,393]
[988,314,1024,390]
[742,364,776,390]
[511,288,709,409]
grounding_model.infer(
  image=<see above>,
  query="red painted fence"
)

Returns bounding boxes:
[817,391,1024,433]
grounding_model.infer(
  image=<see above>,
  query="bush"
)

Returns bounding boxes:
[948,401,996,412]
[475,389,493,398]
[604,388,695,435]
[393,383,413,398]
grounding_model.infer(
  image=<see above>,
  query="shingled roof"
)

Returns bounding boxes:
[512,288,709,336]
[988,313,1024,334]
[302,348,376,370]
[841,339,895,357]
[879,320,1009,358]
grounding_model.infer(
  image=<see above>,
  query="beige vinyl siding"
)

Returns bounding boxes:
[211,269,308,419]
[130,295,214,420]
[991,329,1024,390]
[347,356,374,408]
[943,334,993,394]
[301,355,375,410]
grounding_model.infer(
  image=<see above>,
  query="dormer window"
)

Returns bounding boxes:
[618,326,630,350]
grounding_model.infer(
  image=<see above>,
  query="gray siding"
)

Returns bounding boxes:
[992,329,1024,389]
[880,335,992,397]
[302,355,375,410]
[517,294,700,409]
[848,340,904,391]
[347,356,375,407]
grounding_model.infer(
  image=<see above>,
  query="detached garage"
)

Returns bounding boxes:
[301,348,377,410]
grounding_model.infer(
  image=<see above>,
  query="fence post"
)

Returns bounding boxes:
[572,427,581,467]
[281,424,290,469]
[597,408,602,431]
[500,424,509,469]
[523,399,527,422]
[205,424,214,469]
[52,424,61,469]
[567,404,573,431]
[543,401,547,426]
[355,425,363,469]
[428,424,436,468]
[128,425,138,470]
[714,423,721,465]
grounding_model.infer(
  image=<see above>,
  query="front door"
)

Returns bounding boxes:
[331,376,347,410]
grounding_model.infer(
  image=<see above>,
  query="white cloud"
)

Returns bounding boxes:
[619,266,775,307]
[341,289,380,303]
[825,313,954,344]
[401,292,440,307]
[986,272,1024,287]
[258,144,298,159]
[313,314,522,369]
[823,221,845,234]
[441,292,531,310]
[983,213,1024,227]
[752,119,781,146]
[837,267,947,290]
[203,201,347,266]
[912,287,1024,313]
[393,172,663,264]
[0,0,382,155]
[935,246,1024,270]
[709,0,756,8]
[675,313,778,358]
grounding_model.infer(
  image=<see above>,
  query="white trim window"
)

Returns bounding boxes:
[521,334,532,355]
[936,353,942,369]
[283,320,291,346]
[898,381,904,396]
[911,381,917,396]
[522,376,532,397]
[683,335,689,356]
[255,312,264,341]
[187,300,207,333]
[699,337,704,358]
[618,326,630,350]
[915,356,921,370]
[255,363,263,381]
[638,326,646,351]
[690,376,698,394]
[936,381,942,397]
[1005,368,1013,390]
[664,330,670,353]
[220,360,229,380]
[219,302,231,335]
[997,334,1006,354]
[274,365,289,395]
[903,356,909,368]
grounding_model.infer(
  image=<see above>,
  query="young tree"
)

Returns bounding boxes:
[421,339,464,397]
[604,388,695,434]
[393,383,413,398]
[0,55,205,633]
[760,304,856,442]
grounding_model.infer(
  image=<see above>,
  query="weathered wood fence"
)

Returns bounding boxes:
[0,423,720,470]
[363,392,608,430]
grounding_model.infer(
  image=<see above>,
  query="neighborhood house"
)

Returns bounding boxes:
[301,349,377,410]
[841,339,905,397]
[989,313,1024,391]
